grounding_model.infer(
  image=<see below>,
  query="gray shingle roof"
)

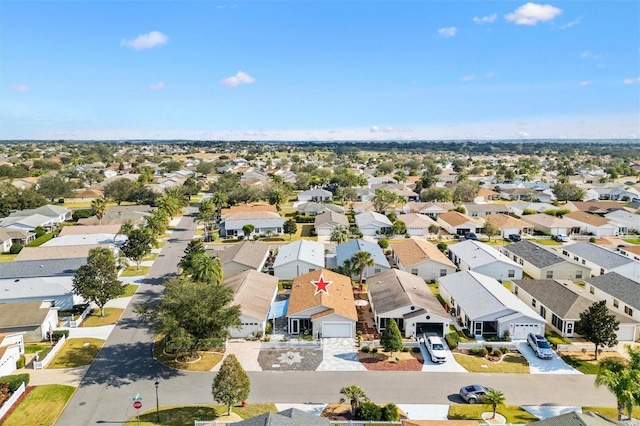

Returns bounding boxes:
[0,300,50,328]
[234,408,330,425]
[512,279,593,318]
[214,241,270,270]
[504,240,569,268]
[0,258,86,279]
[530,411,625,426]
[563,242,634,270]
[587,272,640,310]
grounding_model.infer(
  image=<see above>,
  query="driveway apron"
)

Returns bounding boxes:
[316,338,366,371]
[212,340,262,372]
[419,341,467,372]
[518,342,582,374]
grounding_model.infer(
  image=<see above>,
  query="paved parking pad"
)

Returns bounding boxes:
[419,342,467,372]
[518,342,582,375]
[316,338,366,371]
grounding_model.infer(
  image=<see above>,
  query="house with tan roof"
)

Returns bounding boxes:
[15,244,112,261]
[462,203,509,218]
[285,269,357,338]
[0,229,12,253]
[436,211,484,236]
[619,245,640,262]
[483,213,533,238]
[520,213,575,237]
[392,239,456,282]
[367,269,450,338]
[563,211,619,237]
[224,270,279,338]
[396,213,438,237]
[220,204,278,219]
[473,188,499,203]
[314,211,350,236]
[211,241,271,277]
[11,177,39,190]
[403,202,455,219]
[0,300,58,343]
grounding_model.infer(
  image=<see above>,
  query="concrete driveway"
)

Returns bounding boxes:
[517,341,582,375]
[212,340,262,372]
[419,341,467,372]
[316,338,366,371]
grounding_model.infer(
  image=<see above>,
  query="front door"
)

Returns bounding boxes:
[474,322,483,336]
[566,322,574,337]
[290,319,300,334]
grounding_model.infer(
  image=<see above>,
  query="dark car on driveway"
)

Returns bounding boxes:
[459,384,492,404]
[507,234,522,242]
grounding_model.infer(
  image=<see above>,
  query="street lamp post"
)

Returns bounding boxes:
[154,380,160,423]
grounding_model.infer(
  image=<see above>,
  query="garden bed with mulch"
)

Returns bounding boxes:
[358,350,424,371]
[257,348,323,371]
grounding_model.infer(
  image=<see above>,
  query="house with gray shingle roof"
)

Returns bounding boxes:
[224,270,278,338]
[586,272,640,328]
[503,240,591,280]
[530,411,626,426]
[314,210,349,236]
[211,241,271,277]
[448,240,523,281]
[560,242,640,281]
[272,240,325,280]
[354,211,393,236]
[336,239,390,281]
[512,279,639,340]
[0,300,59,343]
[367,269,450,338]
[0,258,86,280]
[234,407,330,426]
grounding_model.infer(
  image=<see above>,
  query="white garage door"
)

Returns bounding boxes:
[511,323,542,340]
[322,322,352,338]
[617,325,635,342]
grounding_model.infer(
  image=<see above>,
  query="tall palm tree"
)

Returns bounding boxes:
[190,253,224,285]
[484,388,506,419]
[91,198,107,226]
[330,225,350,244]
[595,357,640,420]
[146,210,169,237]
[339,384,369,418]
[116,219,135,240]
[352,250,375,285]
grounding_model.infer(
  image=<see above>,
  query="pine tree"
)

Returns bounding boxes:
[380,318,404,359]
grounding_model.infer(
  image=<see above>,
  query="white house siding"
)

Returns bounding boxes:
[473,262,523,282]
[1,239,11,253]
[398,260,457,283]
[538,263,592,281]
[0,345,22,376]
[564,219,618,237]
[374,306,449,338]
[230,314,265,338]
[274,261,322,281]
[514,288,575,337]
[586,283,640,324]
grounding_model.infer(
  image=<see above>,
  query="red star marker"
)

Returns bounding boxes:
[311,275,332,295]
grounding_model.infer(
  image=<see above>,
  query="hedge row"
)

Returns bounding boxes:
[0,373,30,392]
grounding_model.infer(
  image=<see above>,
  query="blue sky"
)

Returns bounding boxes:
[1,1,639,140]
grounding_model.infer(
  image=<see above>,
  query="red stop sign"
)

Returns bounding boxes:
[133,401,142,409]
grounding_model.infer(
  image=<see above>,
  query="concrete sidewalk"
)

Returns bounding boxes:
[17,365,89,386]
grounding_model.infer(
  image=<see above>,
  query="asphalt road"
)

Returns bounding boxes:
[56,208,615,425]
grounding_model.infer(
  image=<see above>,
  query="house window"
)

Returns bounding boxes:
[625,306,634,316]
[600,268,605,275]
[532,299,537,307]
[508,270,515,278]
[589,286,595,294]
[411,269,418,275]
[551,313,564,331]
[581,259,586,265]
[540,306,546,317]
[440,269,447,277]
[613,299,619,308]
[576,271,583,279]
[546,271,554,279]
[562,250,568,256]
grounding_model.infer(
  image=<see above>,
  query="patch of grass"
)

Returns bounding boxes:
[529,239,562,246]
[153,336,224,372]
[299,224,314,237]
[25,233,54,247]
[2,384,76,426]
[622,238,640,244]
[143,252,159,261]
[0,253,17,262]
[23,343,49,354]
[47,338,104,368]
[453,353,529,373]
[544,330,571,346]
[81,308,123,327]
[125,403,278,425]
[121,266,151,276]
[427,282,440,295]
[584,406,640,420]
[449,326,475,343]
[560,354,601,374]
[121,284,138,297]
[448,404,539,423]
[502,281,512,291]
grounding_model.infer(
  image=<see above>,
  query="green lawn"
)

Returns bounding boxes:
[121,284,139,297]
[47,338,104,368]
[81,308,123,327]
[584,406,640,420]
[143,252,159,261]
[153,336,224,372]
[453,353,530,373]
[0,253,17,262]
[125,403,278,425]
[622,238,640,244]
[545,330,571,347]
[529,239,562,246]
[121,266,151,277]
[3,385,76,426]
[449,404,539,423]
[559,355,600,374]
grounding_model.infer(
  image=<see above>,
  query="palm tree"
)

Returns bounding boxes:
[595,357,640,420]
[190,253,224,284]
[339,384,369,418]
[352,250,375,285]
[330,225,350,244]
[116,219,135,240]
[146,210,169,237]
[91,198,107,226]
[484,388,506,419]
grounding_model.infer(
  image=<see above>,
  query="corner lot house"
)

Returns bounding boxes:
[367,269,449,338]
[586,273,640,330]
[212,241,270,277]
[272,240,325,280]
[224,270,279,338]
[439,270,545,339]
[512,279,639,341]
[0,333,25,376]
[560,242,640,281]
[392,238,456,282]
[336,239,390,280]
[448,240,523,281]
[0,300,59,342]
[503,240,591,280]
[563,211,619,237]
[354,211,393,236]
[285,269,357,338]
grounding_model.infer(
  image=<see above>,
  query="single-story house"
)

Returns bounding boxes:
[0,228,36,246]
[297,188,333,203]
[586,273,640,327]
[234,408,331,426]
[285,269,358,338]
[403,202,455,219]
[211,241,271,277]
[367,269,450,338]
[519,214,574,237]
[354,211,393,236]
[508,202,555,218]
[483,214,533,238]
[0,333,25,376]
[0,205,72,232]
[219,211,285,238]
[296,202,345,217]
[563,211,619,237]
[224,270,279,338]
[560,242,640,280]
[619,245,640,262]
[473,188,500,203]
[272,240,325,280]
[336,239,390,281]
[448,240,523,281]
[512,279,639,341]
[219,204,278,219]
[438,270,546,339]
[530,411,627,426]
[503,240,591,280]
[392,238,457,282]
[314,211,350,236]
[462,203,510,218]
[0,229,13,253]
[104,204,156,220]
[0,300,59,342]
[604,210,640,233]
[396,213,438,237]
[436,211,484,236]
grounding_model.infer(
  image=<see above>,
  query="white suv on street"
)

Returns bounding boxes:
[425,336,448,363]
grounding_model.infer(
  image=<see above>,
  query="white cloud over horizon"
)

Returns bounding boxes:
[121,31,168,50]
[437,27,457,38]
[623,77,640,85]
[473,14,497,24]
[10,84,29,92]
[221,71,255,87]
[505,3,562,25]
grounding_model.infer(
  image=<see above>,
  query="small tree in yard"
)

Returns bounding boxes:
[339,384,369,418]
[380,318,404,359]
[483,218,500,242]
[242,224,255,239]
[484,388,506,419]
[283,218,297,239]
[578,300,619,361]
[121,227,154,270]
[73,247,124,316]
[212,354,250,415]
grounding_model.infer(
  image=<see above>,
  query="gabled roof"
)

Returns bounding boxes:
[6,204,70,218]
[220,204,278,218]
[392,238,455,268]
[448,240,520,269]
[214,241,270,270]
[462,204,509,213]
[587,272,640,310]
[223,211,283,221]
[336,239,390,268]
[405,202,455,214]
[504,240,572,268]
[314,211,349,227]
[563,242,634,269]
[286,269,357,321]
[0,258,86,279]
[437,211,481,227]
[354,211,393,227]
[397,213,437,228]
[530,411,626,426]
[224,270,278,320]
[368,269,448,317]
[234,407,331,425]
[483,213,531,229]
[564,211,615,227]
[272,240,325,268]
[58,224,122,236]
[512,279,595,319]
[520,214,574,228]
[299,188,332,197]
[0,301,51,328]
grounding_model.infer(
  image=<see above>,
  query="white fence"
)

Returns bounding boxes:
[61,305,93,328]
[0,381,26,420]
[33,335,66,370]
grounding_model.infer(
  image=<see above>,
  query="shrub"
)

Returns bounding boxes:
[485,344,493,353]
[72,209,92,221]
[378,238,389,249]
[469,348,480,356]
[492,348,503,358]
[382,403,400,421]
[589,237,597,243]
[9,243,23,254]
[437,242,448,252]
[263,336,271,342]
[0,373,30,391]
[444,332,459,349]
[34,226,47,238]
[501,330,511,341]
[48,330,69,340]
[411,347,421,353]
[265,321,272,334]
[370,347,378,353]
[15,356,25,369]
[358,401,382,421]
[500,346,510,354]
[478,347,488,357]
[361,346,371,353]
[401,346,410,352]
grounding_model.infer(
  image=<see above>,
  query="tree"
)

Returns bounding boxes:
[380,318,403,358]
[38,175,72,202]
[137,276,241,357]
[420,187,452,202]
[283,218,297,240]
[91,198,107,226]
[595,349,640,421]
[484,388,506,419]
[103,178,136,205]
[178,239,206,274]
[483,218,500,242]
[242,224,255,239]
[339,384,369,418]
[121,227,154,270]
[117,219,135,239]
[552,182,585,202]
[372,189,397,213]
[145,209,169,237]
[330,225,350,244]
[452,180,480,203]
[578,300,619,361]
[72,247,124,316]
[352,250,375,285]
[189,253,223,284]
[212,354,251,415]
[392,220,406,236]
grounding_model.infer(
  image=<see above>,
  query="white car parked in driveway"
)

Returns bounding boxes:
[425,336,447,363]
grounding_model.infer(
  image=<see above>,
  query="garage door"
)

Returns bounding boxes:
[617,325,635,342]
[511,323,542,340]
[416,323,444,337]
[322,322,352,338]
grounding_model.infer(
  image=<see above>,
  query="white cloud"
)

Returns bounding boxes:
[579,80,593,86]
[382,126,394,132]
[623,77,640,85]
[461,74,476,82]
[10,84,29,92]
[560,16,581,29]
[581,51,601,59]
[149,82,165,90]
[437,27,458,38]
[485,71,496,78]
[370,126,380,133]
[473,13,497,24]
[121,31,168,50]
[221,71,255,87]
[505,3,562,25]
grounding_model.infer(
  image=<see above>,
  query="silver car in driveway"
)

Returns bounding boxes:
[459,384,491,404]
[527,333,554,359]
